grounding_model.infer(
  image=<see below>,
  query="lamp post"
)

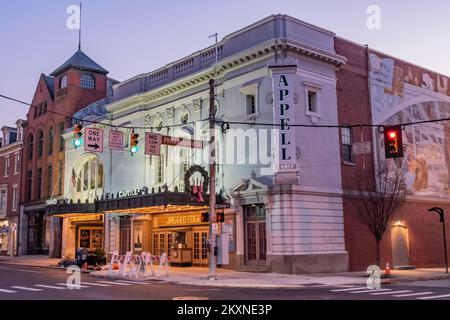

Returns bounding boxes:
[428,207,448,274]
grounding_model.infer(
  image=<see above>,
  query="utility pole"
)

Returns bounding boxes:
[207,32,218,280]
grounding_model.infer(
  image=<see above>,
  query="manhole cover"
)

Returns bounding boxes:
[173,296,209,300]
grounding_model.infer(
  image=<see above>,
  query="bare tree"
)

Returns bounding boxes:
[348,165,407,267]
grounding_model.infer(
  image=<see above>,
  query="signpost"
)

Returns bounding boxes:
[109,130,124,151]
[161,135,203,149]
[145,132,163,156]
[84,128,103,152]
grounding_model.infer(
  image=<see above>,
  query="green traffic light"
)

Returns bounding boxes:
[131,146,139,154]
[74,139,82,147]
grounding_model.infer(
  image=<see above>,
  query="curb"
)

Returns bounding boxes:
[0,261,95,273]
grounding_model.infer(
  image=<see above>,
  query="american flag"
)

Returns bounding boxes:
[71,169,77,187]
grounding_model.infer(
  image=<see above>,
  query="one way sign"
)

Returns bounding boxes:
[85,128,103,153]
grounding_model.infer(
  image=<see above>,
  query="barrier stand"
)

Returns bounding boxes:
[119,251,132,276]
[156,252,170,277]
[129,255,142,278]
[142,252,155,278]
[108,251,121,275]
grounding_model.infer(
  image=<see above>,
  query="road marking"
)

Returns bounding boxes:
[55,283,90,289]
[0,289,17,293]
[350,288,392,294]
[96,281,131,286]
[393,292,434,298]
[330,286,368,292]
[116,280,149,285]
[78,282,111,287]
[0,266,41,273]
[417,293,450,300]
[370,290,411,296]
[10,286,43,292]
[34,284,66,290]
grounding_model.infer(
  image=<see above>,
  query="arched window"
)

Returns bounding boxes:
[80,74,95,90]
[28,134,34,160]
[48,127,54,155]
[73,155,104,203]
[59,75,67,89]
[37,131,44,158]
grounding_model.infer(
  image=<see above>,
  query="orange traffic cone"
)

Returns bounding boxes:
[384,262,391,276]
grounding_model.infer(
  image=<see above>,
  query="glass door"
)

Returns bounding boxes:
[244,205,267,266]
[192,230,208,265]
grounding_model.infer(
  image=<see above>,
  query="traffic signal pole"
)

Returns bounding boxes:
[207,78,217,280]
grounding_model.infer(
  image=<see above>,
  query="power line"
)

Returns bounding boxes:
[0,94,208,130]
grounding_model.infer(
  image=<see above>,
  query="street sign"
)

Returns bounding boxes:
[85,128,104,153]
[211,223,219,235]
[109,130,124,151]
[145,132,162,155]
[161,135,203,149]
[353,141,371,155]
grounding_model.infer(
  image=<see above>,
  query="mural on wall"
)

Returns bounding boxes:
[370,52,450,198]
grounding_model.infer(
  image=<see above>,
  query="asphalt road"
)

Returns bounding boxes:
[1,264,450,300]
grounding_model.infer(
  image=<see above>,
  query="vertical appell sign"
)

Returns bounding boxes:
[145,132,162,156]
[84,128,103,153]
[271,67,298,175]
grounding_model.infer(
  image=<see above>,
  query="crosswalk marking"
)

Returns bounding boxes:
[350,288,392,294]
[417,293,450,300]
[369,290,411,296]
[116,280,149,285]
[330,286,368,292]
[78,282,111,287]
[34,284,66,290]
[393,292,434,298]
[55,283,90,289]
[10,286,42,292]
[96,280,131,286]
[0,289,17,293]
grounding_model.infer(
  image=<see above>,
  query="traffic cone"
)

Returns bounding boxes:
[384,262,391,276]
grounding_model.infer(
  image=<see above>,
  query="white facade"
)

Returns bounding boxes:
[63,15,349,272]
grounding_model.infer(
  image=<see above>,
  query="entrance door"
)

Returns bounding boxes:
[119,216,131,255]
[244,205,266,266]
[391,225,410,267]
[192,230,208,265]
[27,212,46,255]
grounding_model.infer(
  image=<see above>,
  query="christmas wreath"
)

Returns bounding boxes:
[184,165,210,195]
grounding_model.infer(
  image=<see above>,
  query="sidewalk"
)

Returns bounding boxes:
[90,266,450,289]
[2,255,450,288]
[0,255,61,268]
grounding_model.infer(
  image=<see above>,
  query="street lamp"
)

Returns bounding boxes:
[428,207,449,274]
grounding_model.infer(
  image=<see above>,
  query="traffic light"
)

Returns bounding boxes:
[130,131,139,155]
[216,210,225,223]
[384,125,403,159]
[73,124,83,148]
[201,212,209,223]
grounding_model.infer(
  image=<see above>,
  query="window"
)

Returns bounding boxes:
[58,161,63,195]
[59,75,67,89]
[307,91,318,113]
[26,171,32,201]
[48,127,54,155]
[341,126,354,163]
[14,153,20,174]
[156,153,165,184]
[43,102,47,114]
[3,157,9,177]
[47,165,53,197]
[83,162,88,191]
[12,186,17,212]
[179,148,190,181]
[59,122,65,151]
[80,74,95,90]
[37,131,43,158]
[0,189,6,213]
[28,134,34,160]
[98,163,103,188]
[37,168,42,199]
[246,95,256,115]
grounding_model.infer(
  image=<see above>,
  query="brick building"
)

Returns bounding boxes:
[0,121,24,256]
[335,38,450,271]
[19,49,110,257]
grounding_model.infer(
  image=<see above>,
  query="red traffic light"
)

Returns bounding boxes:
[200,212,209,223]
[216,210,225,223]
[384,125,403,159]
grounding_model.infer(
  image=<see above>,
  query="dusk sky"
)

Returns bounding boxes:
[1,0,449,127]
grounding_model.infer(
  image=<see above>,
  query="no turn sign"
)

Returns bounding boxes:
[85,128,104,153]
